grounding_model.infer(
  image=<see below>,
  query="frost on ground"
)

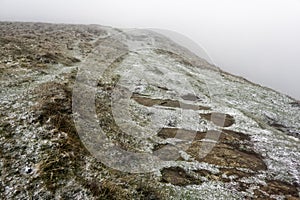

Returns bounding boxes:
[0,22,299,199]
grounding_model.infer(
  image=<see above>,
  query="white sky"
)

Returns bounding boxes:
[1,0,299,99]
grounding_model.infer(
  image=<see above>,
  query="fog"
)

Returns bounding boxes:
[1,0,299,99]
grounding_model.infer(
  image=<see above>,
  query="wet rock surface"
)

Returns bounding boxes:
[0,22,299,199]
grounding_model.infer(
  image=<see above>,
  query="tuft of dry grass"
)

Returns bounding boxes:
[32,82,89,191]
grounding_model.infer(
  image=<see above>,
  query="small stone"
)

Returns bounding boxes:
[25,166,32,174]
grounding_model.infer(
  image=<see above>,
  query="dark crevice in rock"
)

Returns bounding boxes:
[200,112,235,127]
[181,93,201,101]
[157,128,202,140]
[35,52,81,66]
[289,101,300,108]
[265,116,299,139]
[156,85,169,91]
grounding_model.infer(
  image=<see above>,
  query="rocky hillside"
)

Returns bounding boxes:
[0,22,299,199]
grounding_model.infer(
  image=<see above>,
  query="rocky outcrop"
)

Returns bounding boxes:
[0,22,299,199]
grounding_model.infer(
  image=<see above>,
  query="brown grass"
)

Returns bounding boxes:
[161,167,201,186]
[32,82,89,192]
[200,112,235,127]
[132,94,210,111]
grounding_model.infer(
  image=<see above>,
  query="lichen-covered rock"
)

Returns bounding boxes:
[0,22,299,199]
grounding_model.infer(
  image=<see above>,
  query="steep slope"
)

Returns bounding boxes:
[0,22,299,199]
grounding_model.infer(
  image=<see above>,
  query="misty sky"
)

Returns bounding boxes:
[1,0,299,99]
